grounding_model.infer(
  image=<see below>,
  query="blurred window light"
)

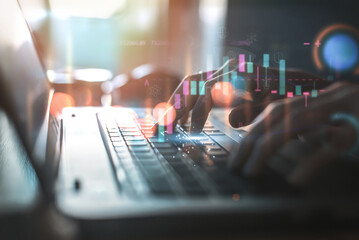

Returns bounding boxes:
[199,0,227,25]
[49,0,126,19]
[18,0,48,25]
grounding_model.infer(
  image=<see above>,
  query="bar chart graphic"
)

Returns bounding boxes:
[177,54,322,111]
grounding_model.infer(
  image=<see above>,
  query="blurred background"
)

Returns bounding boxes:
[21,0,226,77]
[18,0,359,112]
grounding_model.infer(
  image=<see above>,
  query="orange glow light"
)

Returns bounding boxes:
[153,102,176,126]
[232,193,240,202]
[211,81,234,107]
[50,93,75,117]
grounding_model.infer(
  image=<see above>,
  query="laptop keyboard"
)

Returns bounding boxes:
[99,112,245,199]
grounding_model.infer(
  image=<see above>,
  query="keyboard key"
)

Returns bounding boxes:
[153,142,173,148]
[157,148,178,155]
[122,132,142,136]
[124,136,144,141]
[120,128,138,132]
[171,164,192,176]
[143,130,155,136]
[109,132,120,137]
[130,146,151,153]
[147,178,173,195]
[133,153,154,160]
[141,165,166,178]
[204,146,222,151]
[149,137,167,143]
[136,158,160,166]
[199,140,216,146]
[162,154,182,163]
[112,141,123,147]
[204,129,221,133]
[114,146,126,153]
[107,127,118,133]
[140,123,154,128]
[126,140,147,146]
[110,137,122,142]
[206,131,225,136]
[119,126,137,131]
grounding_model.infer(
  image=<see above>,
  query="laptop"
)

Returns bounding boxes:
[1,0,359,236]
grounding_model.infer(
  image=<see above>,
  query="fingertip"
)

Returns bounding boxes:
[229,108,243,128]
[189,120,205,134]
[179,112,189,125]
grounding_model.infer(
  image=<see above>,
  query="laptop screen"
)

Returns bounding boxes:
[0,0,50,156]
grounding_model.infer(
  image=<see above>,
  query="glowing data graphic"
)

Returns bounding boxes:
[247,55,254,73]
[263,53,269,87]
[191,81,197,95]
[177,54,322,111]
[239,54,245,72]
[279,59,286,95]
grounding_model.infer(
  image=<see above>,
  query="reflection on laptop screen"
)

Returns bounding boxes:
[0,0,50,154]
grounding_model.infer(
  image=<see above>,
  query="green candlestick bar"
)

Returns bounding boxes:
[247,62,253,73]
[295,85,302,95]
[263,54,269,88]
[311,89,318,98]
[263,54,270,68]
[247,55,253,73]
[279,60,286,95]
[199,80,205,95]
[191,81,197,95]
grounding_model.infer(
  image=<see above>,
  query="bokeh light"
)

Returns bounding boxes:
[211,82,234,107]
[153,102,176,126]
[50,92,75,116]
[323,33,358,71]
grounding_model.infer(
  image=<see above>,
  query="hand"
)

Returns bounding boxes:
[167,58,327,133]
[228,81,359,185]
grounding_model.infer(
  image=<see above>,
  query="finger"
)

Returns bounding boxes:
[240,88,359,177]
[179,111,189,125]
[231,92,338,176]
[168,74,200,122]
[288,148,339,186]
[290,122,357,185]
[188,74,230,133]
[227,101,281,171]
[228,101,269,127]
[168,62,236,123]
[228,80,350,172]
[298,122,357,150]
[297,126,327,146]
[190,90,213,134]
